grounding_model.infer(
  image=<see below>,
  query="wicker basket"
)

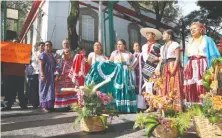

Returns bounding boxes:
[193,116,222,138]
[153,124,178,138]
[80,116,107,132]
[214,64,222,95]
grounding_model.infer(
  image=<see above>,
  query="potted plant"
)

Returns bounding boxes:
[133,107,196,138]
[69,78,118,132]
[193,91,222,138]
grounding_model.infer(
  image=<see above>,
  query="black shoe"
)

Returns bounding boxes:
[32,105,39,109]
[1,103,5,107]
[1,106,11,111]
[20,105,28,109]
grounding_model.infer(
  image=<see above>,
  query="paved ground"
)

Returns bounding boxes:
[1,105,199,138]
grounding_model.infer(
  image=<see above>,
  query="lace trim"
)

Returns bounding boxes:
[115,100,137,106]
[97,62,116,79]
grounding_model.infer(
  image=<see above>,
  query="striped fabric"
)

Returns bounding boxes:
[54,58,78,108]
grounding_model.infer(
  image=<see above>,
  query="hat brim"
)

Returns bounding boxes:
[140,28,162,40]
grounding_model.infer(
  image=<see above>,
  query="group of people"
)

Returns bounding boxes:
[85,21,220,113]
[2,21,221,114]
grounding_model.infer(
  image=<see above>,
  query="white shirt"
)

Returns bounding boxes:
[141,43,155,62]
[160,41,180,59]
[186,37,207,57]
[31,51,41,74]
[56,49,75,59]
[88,52,107,64]
[111,50,136,66]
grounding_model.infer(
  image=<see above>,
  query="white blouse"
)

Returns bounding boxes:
[88,52,107,64]
[186,37,207,57]
[160,41,180,59]
[31,51,41,74]
[111,50,137,67]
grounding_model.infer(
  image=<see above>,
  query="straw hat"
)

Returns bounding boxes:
[140,28,162,40]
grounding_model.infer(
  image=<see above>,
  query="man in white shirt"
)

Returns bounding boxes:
[56,39,75,59]
[140,28,162,112]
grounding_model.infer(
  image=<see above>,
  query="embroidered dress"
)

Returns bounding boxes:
[68,54,91,86]
[39,52,56,109]
[85,50,137,113]
[54,58,77,108]
[159,42,183,111]
[184,35,221,103]
[88,52,107,65]
[133,52,146,109]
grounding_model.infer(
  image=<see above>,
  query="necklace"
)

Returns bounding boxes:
[163,41,172,59]
[117,51,124,62]
[186,35,203,55]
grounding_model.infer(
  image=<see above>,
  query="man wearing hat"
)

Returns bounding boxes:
[140,27,162,112]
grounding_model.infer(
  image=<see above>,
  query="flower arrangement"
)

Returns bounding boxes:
[192,92,222,138]
[203,57,222,90]
[142,91,176,116]
[69,78,119,132]
[133,108,196,138]
[148,73,164,91]
[199,91,222,123]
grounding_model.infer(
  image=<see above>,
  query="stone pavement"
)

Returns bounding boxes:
[1,106,199,138]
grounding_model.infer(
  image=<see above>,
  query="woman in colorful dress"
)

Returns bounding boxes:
[157,29,183,111]
[85,39,137,113]
[184,22,221,104]
[132,42,146,111]
[109,39,137,112]
[39,41,56,112]
[68,48,91,86]
[54,49,77,109]
[87,42,107,65]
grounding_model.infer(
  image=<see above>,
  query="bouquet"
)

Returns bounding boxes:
[70,78,118,129]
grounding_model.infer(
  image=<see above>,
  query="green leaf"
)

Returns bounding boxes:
[98,115,107,128]
[178,127,184,136]
[143,116,159,124]
[144,123,158,137]
[133,123,140,130]
[73,116,82,129]
[193,104,204,116]
[208,115,220,124]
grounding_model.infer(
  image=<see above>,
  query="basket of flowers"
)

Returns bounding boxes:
[62,78,118,132]
[142,91,176,117]
[203,57,222,95]
[133,108,196,138]
[193,92,222,138]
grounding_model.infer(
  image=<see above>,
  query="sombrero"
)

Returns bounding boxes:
[140,28,162,40]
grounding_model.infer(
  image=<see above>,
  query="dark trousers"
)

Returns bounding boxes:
[27,74,39,107]
[4,76,27,107]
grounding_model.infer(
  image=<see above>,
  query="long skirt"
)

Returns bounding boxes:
[85,61,137,113]
[54,70,77,108]
[184,57,207,103]
[160,61,183,111]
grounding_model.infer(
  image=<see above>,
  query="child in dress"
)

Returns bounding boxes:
[132,42,147,111]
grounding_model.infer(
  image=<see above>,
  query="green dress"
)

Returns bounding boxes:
[85,50,137,113]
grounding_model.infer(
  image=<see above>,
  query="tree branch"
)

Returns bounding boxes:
[159,1,167,21]
[128,1,147,27]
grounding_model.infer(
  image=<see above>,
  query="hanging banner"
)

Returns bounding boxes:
[0,41,32,64]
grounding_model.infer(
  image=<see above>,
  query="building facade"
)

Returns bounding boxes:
[21,1,179,55]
